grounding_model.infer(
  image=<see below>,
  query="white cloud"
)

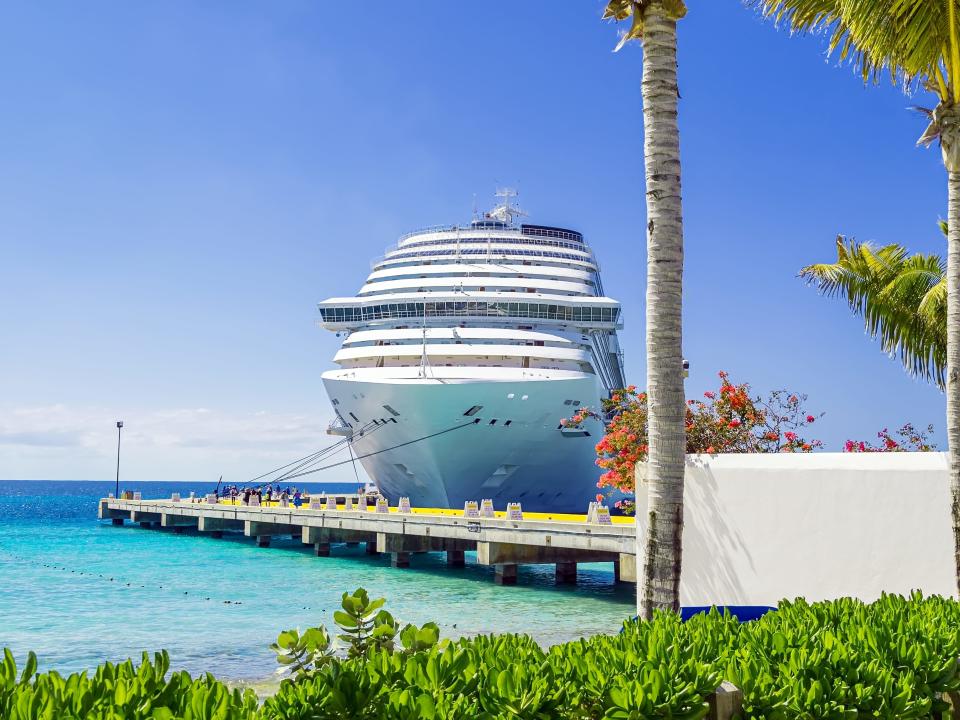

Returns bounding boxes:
[0,404,367,483]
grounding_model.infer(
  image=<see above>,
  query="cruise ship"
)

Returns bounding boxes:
[317,190,625,513]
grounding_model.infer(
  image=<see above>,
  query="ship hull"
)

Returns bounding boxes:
[322,374,607,513]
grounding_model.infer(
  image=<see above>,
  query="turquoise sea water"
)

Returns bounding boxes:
[0,480,635,681]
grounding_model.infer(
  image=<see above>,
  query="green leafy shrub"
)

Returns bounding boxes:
[729,593,960,718]
[270,627,335,677]
[0,648,258,720]
[9,591,960,719]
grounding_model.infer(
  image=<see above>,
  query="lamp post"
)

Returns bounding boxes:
[115,421,123,498]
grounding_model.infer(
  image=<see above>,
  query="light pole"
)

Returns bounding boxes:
[115,420,123,498]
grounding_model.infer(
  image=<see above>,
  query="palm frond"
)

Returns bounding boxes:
[604,0,687,51]
[800,235,946,387]
[752,0,958,98]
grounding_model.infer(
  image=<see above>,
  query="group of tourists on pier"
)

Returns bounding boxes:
[218,484,306,507]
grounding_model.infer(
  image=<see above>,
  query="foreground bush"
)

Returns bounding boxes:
[5,592,960,719]
[0,649,258,720]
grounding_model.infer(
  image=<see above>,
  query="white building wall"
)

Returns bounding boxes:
[635,452,955,606]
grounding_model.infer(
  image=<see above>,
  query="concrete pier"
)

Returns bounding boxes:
[99,498,636,587]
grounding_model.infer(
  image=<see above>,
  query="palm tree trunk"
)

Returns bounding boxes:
[948,169,960,596]
[639,2,686,619]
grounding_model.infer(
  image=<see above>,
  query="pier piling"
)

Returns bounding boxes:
[100,498,635,588]
[494,564,518,585]
[555,561,578,584]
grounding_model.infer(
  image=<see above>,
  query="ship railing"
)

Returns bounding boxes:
[390,235,594,255]
[397,224,460,242]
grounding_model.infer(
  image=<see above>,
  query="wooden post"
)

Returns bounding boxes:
[707,682,742,720]
[943,690,960,719]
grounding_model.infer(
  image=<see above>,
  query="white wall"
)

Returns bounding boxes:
[634,452,955,606]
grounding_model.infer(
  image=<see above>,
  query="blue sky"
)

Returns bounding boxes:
[0,1,948,481]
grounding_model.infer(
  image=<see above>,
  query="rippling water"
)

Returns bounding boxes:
[0,480,635,680]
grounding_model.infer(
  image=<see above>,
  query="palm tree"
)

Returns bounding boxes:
[754,1,960,594]
[604,0,688,618]
[801,232,946,386]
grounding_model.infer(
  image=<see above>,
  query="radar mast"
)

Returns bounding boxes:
[484,187,527,225]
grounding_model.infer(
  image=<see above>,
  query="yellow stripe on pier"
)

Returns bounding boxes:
[216,498,633,524]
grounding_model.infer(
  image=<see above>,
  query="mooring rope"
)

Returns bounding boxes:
[281,419,480,481]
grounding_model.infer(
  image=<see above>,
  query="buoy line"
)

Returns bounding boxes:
[0,546,324,611]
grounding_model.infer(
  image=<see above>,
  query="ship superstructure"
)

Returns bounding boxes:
[317,190,624,512]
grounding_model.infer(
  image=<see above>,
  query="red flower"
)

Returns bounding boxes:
[728,419,741,428]
[784,431,797,442]
[705,446,715,454]
[704,391,716,400]
[595,493,604,503]
[806,415,815,423]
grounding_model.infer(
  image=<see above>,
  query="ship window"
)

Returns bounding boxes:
[489,419,497,425]
[507,393,515,399]
[383,404,400,417]
[332,399,340,406]
[349,412,359,422]
[504,420,512,426]
[564,399,572,405]
[572,400,581,406]
[463,405,483,416]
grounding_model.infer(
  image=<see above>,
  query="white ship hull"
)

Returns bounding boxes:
[323,372,607,513]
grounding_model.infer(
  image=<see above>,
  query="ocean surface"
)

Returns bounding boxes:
[0,480,636,681]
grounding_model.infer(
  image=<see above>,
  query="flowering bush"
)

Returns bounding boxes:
[844,423,937,453]
[565,371,823,513]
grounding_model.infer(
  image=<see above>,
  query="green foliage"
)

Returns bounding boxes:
[270,626,335,677]
[800,234,947,387]
[728,593,960,719]
[333,588,400,658]
[10,592,960,719]
[0,649,258,720]
[272,588,441,683]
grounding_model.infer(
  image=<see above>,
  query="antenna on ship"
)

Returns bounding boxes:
[486,187,527,226]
